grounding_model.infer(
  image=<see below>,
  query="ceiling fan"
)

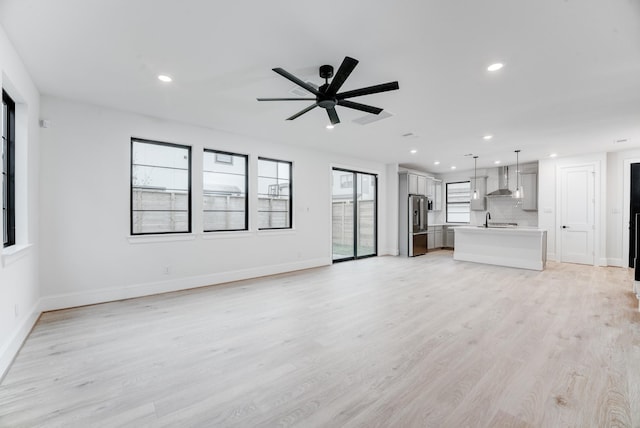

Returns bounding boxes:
[257,56,399,126]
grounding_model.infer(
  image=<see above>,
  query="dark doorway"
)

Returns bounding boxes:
[629,163,640,267]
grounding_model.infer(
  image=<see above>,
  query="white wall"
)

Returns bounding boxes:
[0,25,41,379]
[385,163,399,255]
[38,96,391,310]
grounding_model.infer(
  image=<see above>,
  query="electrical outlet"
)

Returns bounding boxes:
[14,304,19,319]
[164,266,170,275]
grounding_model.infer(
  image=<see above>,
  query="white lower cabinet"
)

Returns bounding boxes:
[434,229,443,248]
[443,227,455,248]
[427,226,444,250]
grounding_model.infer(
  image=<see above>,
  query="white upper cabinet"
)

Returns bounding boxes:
[432,179,442,211]
[521,173,537,211]
[417,175,427,196]
[404,172,441,205]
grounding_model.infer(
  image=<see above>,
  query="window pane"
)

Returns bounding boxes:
[204,211,246,231]
[258,158,277,178]
[203,153,246,175]
[357,173,376,257]
[277,162,290,179]
[132,211,189,234]
[258,158,292,229]
[132,142,189,169]
[203,172,246,194]
[131,139,191,234]
[203,150,247,231]
[332,170,354,260]
[132,165,189,190]
[132,189,189,211]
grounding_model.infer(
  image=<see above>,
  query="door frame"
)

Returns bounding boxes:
[622,158,640,267]
[330,165,379,263]
[555,161,600,266]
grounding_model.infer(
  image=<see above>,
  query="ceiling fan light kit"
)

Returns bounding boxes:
[257,56,399,126]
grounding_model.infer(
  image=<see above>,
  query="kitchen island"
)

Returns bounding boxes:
[453,226,547,270]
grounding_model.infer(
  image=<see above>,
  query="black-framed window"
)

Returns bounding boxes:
[131,138,191,235]
[258,157,292,229]
[446,181,471,223]
[203,149,248,231]
[2,90,15,248]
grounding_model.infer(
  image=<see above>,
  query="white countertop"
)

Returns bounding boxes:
[456,226,546,234]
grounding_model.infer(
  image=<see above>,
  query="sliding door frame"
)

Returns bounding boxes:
[331,167,378,263]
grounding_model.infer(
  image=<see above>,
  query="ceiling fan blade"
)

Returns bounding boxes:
[272,68,322,97]
[257,98,317,101]
[326,56,359,96]
[337,100,383,115]
[336,81,400,100]
[327,107,340,125]
[286,103,318,120]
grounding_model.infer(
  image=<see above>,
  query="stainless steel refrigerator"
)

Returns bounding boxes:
[409,194,428,256]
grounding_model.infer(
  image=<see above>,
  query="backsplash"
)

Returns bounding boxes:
[485,197,538,226]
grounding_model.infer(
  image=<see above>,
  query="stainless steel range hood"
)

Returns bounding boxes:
[486,166,512,197]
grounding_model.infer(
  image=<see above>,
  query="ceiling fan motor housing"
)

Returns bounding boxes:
[319,64,334,80]
[317,82,337,108]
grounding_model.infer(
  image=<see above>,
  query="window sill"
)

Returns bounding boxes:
[127,234,197,244]
[201,230,254,240]
[1,243,33,267]
[257,228,296,236]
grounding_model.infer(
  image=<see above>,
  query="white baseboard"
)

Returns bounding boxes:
[598,257,609,267]
[607,258,625,267]
[0,299,42,381]
[547,252,556,262]
[40,257,331,312]
[380,248,399,256]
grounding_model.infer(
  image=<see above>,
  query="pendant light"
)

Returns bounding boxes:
[514,149,524,199]
[472,156,479,200]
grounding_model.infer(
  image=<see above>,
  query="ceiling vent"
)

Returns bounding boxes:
[352,110,393,125]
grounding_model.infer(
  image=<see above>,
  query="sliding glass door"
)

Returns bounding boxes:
[332,168,377,262]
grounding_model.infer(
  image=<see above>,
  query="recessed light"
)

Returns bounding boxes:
[434,161,440,165]
[483,135,493,140]
[410,149,417,154]
[494,160,501,164]
[550,153,557,158]
[487,63,504,72]
[158,74,173,83]
[451,166,456,170]
[326,124,334,130]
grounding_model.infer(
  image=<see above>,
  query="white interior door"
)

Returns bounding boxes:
[559,164,595,265]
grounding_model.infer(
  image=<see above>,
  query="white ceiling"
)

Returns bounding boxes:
[1,0,639,172]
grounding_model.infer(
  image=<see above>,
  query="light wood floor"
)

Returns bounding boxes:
[1,251,639,427]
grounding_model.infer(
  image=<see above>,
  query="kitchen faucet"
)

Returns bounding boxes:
[485,212,491,228]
